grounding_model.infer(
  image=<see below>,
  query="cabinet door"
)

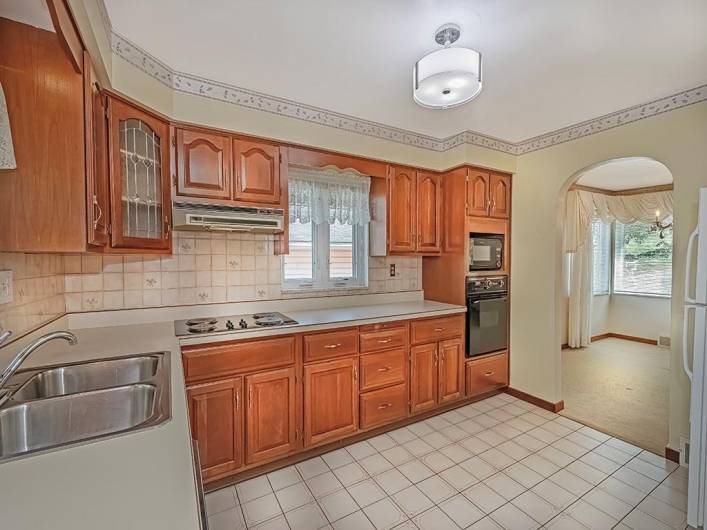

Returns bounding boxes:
[245,367,297,465]
[438,338,465,404]
[416,172,441,253]
[410,343,437,414]
[176,128,232,200]
[187,377,243,480]
[489,173,511,219]
[389,167,417,253]
[107,96,172,251]
[304,357,358,447]
[85,55,109,248]
[467,169,490,217]
[233,139,281,205]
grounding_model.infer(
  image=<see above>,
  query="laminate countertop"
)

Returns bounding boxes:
[0,299,465,530]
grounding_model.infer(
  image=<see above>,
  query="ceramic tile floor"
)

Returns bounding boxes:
[205,393,689,530]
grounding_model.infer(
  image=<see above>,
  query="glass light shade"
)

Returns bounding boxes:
[413,47,482,109]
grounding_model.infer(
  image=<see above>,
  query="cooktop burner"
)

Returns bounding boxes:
[174,312,298,337]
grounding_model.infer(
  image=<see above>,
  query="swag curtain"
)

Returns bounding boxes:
[288,166,371,226]
[564,188,673,348]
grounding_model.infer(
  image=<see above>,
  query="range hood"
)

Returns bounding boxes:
[172,202,284,233]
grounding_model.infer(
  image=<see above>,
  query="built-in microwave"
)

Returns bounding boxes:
[469,233,504,271]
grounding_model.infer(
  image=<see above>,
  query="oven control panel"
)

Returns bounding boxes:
[467,275,507,294]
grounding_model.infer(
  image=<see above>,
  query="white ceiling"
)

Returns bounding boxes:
[104,0,707,143]
[576,157,673,191]
[0,0,53,31]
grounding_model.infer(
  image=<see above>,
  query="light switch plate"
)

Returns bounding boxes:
[0,270,13,305]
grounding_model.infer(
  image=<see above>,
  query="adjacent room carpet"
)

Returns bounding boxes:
[561,337,670,455]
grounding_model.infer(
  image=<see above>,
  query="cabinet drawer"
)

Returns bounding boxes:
[360,349,406,391]
[360,383,407,430]
[359,326,406,353]
[182,336,296,383]
[411,315,464,344]
[303,328,358,362]
[466,351,508,396]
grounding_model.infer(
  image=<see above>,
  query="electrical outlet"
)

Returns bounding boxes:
[0,270,12,305]
[389,264,396,277]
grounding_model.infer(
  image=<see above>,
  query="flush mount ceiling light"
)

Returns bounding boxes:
[413,23,482,109]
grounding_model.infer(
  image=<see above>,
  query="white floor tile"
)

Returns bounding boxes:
[425,416,452,430]
[583,487,633,520]
[490,502,540,529]
[514,433,548,452]
[362,497,408,530]
[461,455,499,481]
[458,418,485,435]
[636,451,678,472]
[565,431,602,451]
[285,502,329,530]
[332,510,375,530]
[322,448,355,470]
[542,420,573,437]
[388,427,417,444]
[625,457,672,482]
[440,409,466,424]
[346,441,378,461]
[544,512,590,530]
[564,499,617,530]
[406,422,434,438]
[536,446,575,468]
[206,486,237,515]
[637,496,686,528]
[268,466,303,491]
[484,472,526,501]
[596,476,645,506]
[319,489,359,522]
[252,513,289,529]
[464,482,508,514]
[421,431,452,449]
[368,434,398,452]
[492,423,523,440]
[580,452,621,475]
[420,450,455,472]
[476,415,502,429]
[518,412,549,427]
[440,493,485,527]
[207,507,246,530]
[374,468,413,495]
[397,460,435,484]
[591,444,634,465]
[241,493,283,527]
[306,471,343,499]
[565,460,607,485]
[504,462,544,488]
[551,438,590,459]
[440,464,479,491]
[391,485,434,518]
[412,506,459,530]
[477,429,507,446]
[417,475,457,504]
[612,466,659,494]
[402,438,435,457]
[468,515,505,529]
[511,490,560,525]
[497,440,532,461]
[604,437,640,455]
[548,469,594,497]
[360,453,394,476]
[530,479,577,510]
[479,448,516,470]
[526,427,561,445]
[275,482,315,512]
[622,508,672,530]
[297,457,330,480]
[347,478,387,508]
[439,443,474,463]
[521,453,561,478]
[332,462,369,487]
[459,436,493,455]
[578,427,611,443]
[236,476,273,504]
[505,417,537,434]
[381,445,415,466]
[442,424,473,442]
[650,483,688,511]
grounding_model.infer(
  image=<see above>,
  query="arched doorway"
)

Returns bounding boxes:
[556,157,674,454]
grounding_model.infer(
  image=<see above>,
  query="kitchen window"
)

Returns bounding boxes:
[592,219,611,295]
[283,167,370,291]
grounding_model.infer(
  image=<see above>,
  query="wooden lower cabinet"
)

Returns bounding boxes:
[466,351,509,397]
[245,367,298,465]
[187,377,243,480]
[438,338,465,404]
[304,357,358,447]
[410,343,437,414]
[360,383,407,430]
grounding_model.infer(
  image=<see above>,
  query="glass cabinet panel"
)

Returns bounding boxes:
[119,118,164,240]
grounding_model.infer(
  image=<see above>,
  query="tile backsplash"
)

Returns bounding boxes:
[62,231,421,313]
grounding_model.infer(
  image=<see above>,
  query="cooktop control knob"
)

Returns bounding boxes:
[226,320,234,330]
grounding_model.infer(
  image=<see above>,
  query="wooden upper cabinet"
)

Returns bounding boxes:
[304,357,358,447]
[467,169,491,217]
[187,377,243,480]
[245,367,297,465]
[106,96,172,252]
[176,128,232,200]
[233,139,281,205]
[410,343,437,414]
[438,338,464,404]
[489,173,511,219]
[389,166,417,253]
[416,172,441,253]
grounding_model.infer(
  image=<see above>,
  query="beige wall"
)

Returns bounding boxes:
[511,100,707,450]
[609,295,671,342]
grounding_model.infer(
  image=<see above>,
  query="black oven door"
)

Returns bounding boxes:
[466,294,508,357]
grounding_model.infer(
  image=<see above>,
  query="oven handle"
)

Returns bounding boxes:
[467,294,509,303]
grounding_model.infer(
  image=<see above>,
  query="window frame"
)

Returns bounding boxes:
[591,219,612,296]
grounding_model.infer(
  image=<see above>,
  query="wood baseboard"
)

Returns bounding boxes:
[505,387,564,413]
[591,333,612,342]
[563,333,659,349]
[665,446,681,464]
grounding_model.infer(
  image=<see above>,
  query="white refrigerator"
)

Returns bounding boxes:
[685,187,707,529]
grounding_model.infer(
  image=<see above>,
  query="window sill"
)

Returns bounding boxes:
[612,292,672,300]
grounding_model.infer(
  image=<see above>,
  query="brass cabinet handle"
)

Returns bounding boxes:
[248,387,253,407]
[235,388,240,409]
[377,403,392,410]
[353,366,358,382]
[163,215,170,240]
[377,366,392,372]
[487,198,492,214]
[324,343,342,349]
[377,338,393,344]
[483,371,495,377]
[92,195,102,229]
[433,327,444,332]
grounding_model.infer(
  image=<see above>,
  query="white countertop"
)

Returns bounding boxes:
[0,298,465,530]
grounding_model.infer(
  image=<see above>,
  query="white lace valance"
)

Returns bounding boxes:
[289,166,371,226]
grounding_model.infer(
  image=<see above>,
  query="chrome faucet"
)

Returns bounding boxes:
[0,331,78,397]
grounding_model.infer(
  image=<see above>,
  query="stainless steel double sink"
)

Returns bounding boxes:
[0,352,171,462]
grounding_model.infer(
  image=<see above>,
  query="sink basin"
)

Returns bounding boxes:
[0,384,158,459]
[0,352,170,462]
[12,355,159,400]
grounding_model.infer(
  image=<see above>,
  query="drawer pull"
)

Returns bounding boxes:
[483,371,495,377]
[377,366,392,372]
[377,402,392,410]
[377,338,393,344]
[324,343,342,349]
[434,327,445,332]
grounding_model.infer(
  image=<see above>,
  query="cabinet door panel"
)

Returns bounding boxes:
[187,377,243,480]
[410,343,437,414]
[107,97,172,251]
[245,367,297,465]
[176,128,232,200]
[466,351,509,396]
[416,172,441,253]
[304,357,358,447]
[389,167,417,253]
[233,139,281,205]
[467,170,490,217]
[438,338,464,404]
[489,173,511,219]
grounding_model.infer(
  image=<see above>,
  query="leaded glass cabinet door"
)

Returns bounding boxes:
[107,96,172,252]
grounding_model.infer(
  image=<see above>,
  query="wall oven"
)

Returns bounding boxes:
[469,233,504,272]
[466,276,508,357]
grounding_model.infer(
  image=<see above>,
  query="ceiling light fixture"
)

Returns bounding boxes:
[413,23,482,109]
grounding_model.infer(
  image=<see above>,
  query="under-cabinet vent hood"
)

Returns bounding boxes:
[172,202,284,233]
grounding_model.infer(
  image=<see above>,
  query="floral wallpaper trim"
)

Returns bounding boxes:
[110,31,707,156]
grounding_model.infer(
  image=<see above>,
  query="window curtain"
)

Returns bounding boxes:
[288,166,371,226]
[564,188,673,348]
